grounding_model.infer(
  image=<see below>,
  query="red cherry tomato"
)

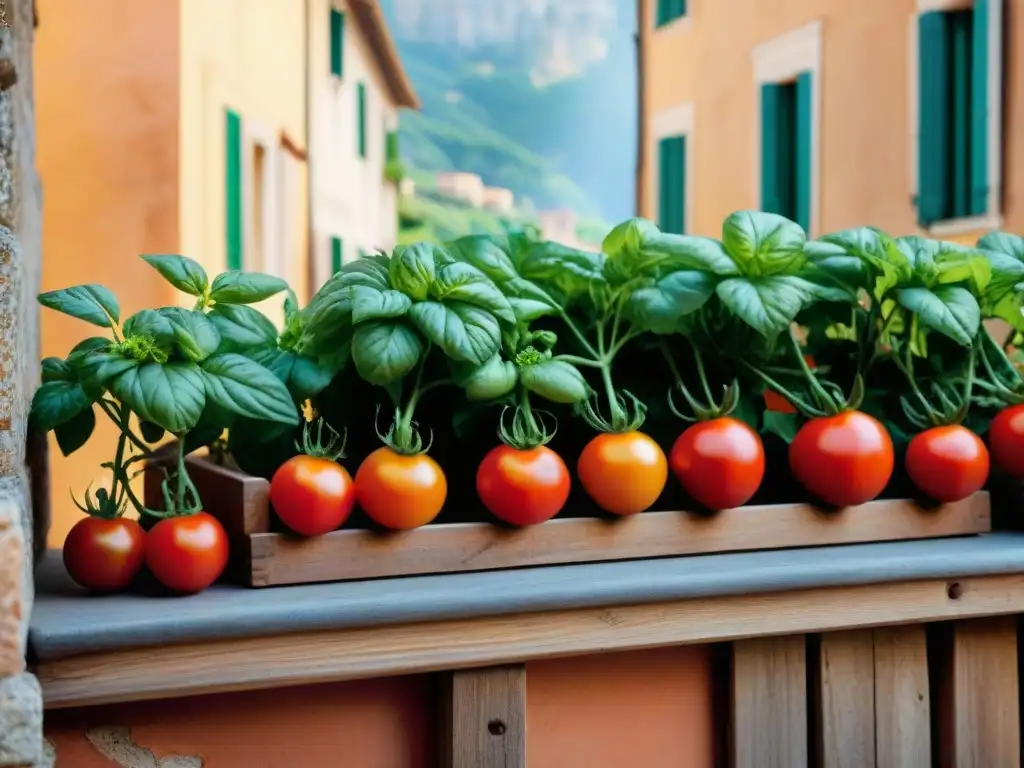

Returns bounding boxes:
[670,417,765,510]
[63,516,145,592]
[270,455,355,536]
[989,404,1024,478]
[477,445,571,526]
[577,431,668,516]
[906,425,989,503]
[355,447,447,530]
[146,512,229,594]
[789,410,894,507]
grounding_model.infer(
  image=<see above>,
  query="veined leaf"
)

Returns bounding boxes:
[351,320,424,385]
[721,211,806,276]
[409,301,501,365]
[519,360,591,404]
[142,254,209,296]
[896,286,980,346]
[201,353,299,425]
[350,286,413,324]
[110,361,207,433]
[38,284,120,328]
[210,271,288,304]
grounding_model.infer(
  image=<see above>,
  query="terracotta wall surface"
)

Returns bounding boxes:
[34,0,180,547]
[44,646,715,767]
[640,0,1023,238]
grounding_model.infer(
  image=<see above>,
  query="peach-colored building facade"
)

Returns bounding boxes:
[639,0,1022,245]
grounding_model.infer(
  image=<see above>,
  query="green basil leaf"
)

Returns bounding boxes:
[158,307,222,362]
[29,380,93,432]
[76,351,137,392]
[122,309,176,347]
[432,262,514,323]
[201,353,298,425]
[459,355,518,402]
[67,337,113,360]
[519,360,591,404]
[139,420,166,443]
[446,235,518,282]
[41,357,75,383]
[721,211,805,276]
[54,406,96,456]
[978,231,1024,261]
[716,275,815,338]
[208,304,279,349]
[250,347,336,401]
[409,301,501,365]
[209,271,288,304]
[350,285,413,324]
[110,362,207,433]
[351,320,424,385]
[389,242,440,301]
[934,252,991,294]
[38,284,120,327]
[517,242,606,300]
[141,254,209,296]
[508,297,556,323]
[602,218,659,259]
[625,270,715,334]
[642,234,739,276]
[896,286,980,346]
[762,411,799,444]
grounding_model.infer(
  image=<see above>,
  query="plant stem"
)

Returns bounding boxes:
[558,309,600,360]
[600,362,627,427]
[98,399,151,455]
[692,345,715,405]
[892,341,935,421]
[739,359,825,419]
[788,330,837,413]
[106,403,130,514]
[553,354,604,369]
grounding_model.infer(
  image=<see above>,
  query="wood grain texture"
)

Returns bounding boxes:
[441,666,526,768]
[144,456,269,536]
[938,617,1020,768]
[732,635,807,767]
[36,573,1024,710]
[815,630,875,768]
[873,625,930,768]
[246,492,991,587]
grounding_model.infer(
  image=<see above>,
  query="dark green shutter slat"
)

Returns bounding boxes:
[225,109,243,271]
[656,0,668,26]
[679,0,688,17]
[330,9,344,76]
[357,83,367,158]
[918,11,953,226]
[331,237,343,273]
[761,84,783,216]
[951,11,972,218]
[656,0,685,26]
[657,136,685,234]
[970,0,990,215]
[658,138,671,231]
[794,72,813,232]
[677,136,687,234]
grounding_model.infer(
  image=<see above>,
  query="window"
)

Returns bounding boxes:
[357,83,367,158]
[657,136,686,234]
[656,0,687,27]
[331,236,343,273]
[330,8,345,77]
[916,1,1000,227]
[225,109,243,271]
[760,73,812,231]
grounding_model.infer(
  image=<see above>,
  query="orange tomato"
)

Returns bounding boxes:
[355,447,447,530]
[577,431,668,515]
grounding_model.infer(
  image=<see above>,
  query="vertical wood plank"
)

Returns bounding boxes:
[732,635,807,768]
[815,630,875,768]
[873,625,930,768]
[442,665,526,768]
[938,617,1020,768]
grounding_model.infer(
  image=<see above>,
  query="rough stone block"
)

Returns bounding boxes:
[0,673,42,767]
[0,478,29,675]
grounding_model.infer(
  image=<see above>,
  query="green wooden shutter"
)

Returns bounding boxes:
[225,109,243,271]
[970,0,990,215]
[677,0,688,18]
[918,11,953,226]
[656,0,686,26]
[794,72,813,233]
[357,83,367,158]
[331,237,343,273]
[761,84,783,216]
[657,136,685,234]
[951,11,972,218]
[330,9,344,77]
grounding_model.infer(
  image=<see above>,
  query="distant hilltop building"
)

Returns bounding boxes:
[481,186,515,214]
[537,209,587,250]
[436,171,485,207]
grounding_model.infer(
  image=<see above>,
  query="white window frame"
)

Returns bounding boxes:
[650,102,694,234]
[242,119,283,278]
[751,20,822,236]
[908,0,1003,236]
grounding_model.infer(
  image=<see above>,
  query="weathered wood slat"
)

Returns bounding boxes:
[873,625,930,768]
[441,665,526,768]
[816,630,875,768]
[732,635,807,767]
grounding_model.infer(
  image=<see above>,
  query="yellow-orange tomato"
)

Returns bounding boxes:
[577,431,668,515]
[355,447,447,530]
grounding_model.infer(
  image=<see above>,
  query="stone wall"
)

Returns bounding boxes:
[0,0,46,765]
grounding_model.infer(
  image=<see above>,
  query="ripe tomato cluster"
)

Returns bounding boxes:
[63,512,227,595]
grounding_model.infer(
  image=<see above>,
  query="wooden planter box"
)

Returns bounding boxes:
[143,455,993,588]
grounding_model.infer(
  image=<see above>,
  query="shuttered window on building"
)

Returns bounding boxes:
[761,73,812,232]
[357,83,367,158]
[330,9,345,77]
[656,0,687,27]
[225,109,243,271]
[917,2,993,226]
[331,237,343,273]
[657,135,686,235]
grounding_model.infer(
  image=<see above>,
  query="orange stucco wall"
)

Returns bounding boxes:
[640,0,1024,238]
[35,0,180,546]
[44,647,715,767]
